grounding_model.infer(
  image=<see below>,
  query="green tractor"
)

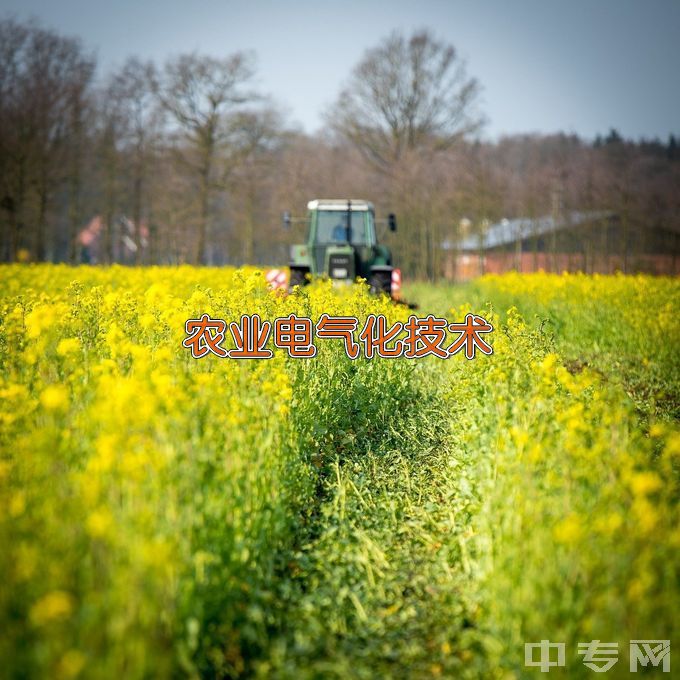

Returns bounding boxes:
[284,199,399,297]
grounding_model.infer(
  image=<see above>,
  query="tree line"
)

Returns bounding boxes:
[1,17,678,277]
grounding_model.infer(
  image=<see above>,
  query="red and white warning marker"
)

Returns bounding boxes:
[265,268,288,291]
[391,268,402,299]
[266,267,402,298]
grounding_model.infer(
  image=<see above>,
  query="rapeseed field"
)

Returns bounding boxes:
[1,266,677,678]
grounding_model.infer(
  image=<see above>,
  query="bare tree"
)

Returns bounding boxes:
[155,52,256,264]
[329,29,483,171]
[227,107,285,263]
[65,56,95,262]
[327,29,483,279]
[108,57,159,262]
[0,18,95,261]
[94,85,123,263]
[0,19,31,261]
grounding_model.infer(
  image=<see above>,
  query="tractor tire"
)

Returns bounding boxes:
[369,269,392,297]
[289,267,309,289]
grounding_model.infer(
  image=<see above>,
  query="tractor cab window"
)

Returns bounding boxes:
[315,210,374,246]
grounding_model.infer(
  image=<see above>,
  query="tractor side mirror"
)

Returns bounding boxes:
[388,213,397,232]
[282,211,291,229]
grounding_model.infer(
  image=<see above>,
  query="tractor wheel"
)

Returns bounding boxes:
[289,267,309,289]
[369,270,392,296]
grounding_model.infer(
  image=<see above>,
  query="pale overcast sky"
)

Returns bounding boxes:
[1,0,678,141]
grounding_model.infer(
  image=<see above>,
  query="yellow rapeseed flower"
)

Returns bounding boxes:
[628,471,662,496]
[9,491,26,517]
[57,650,86,679]
[56,337,80,356]
[86,507,114,539]
[30,590,74,625]
[40,385,69,412]
[553,513,583,544]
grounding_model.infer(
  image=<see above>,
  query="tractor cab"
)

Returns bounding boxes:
[287,199,397,295]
